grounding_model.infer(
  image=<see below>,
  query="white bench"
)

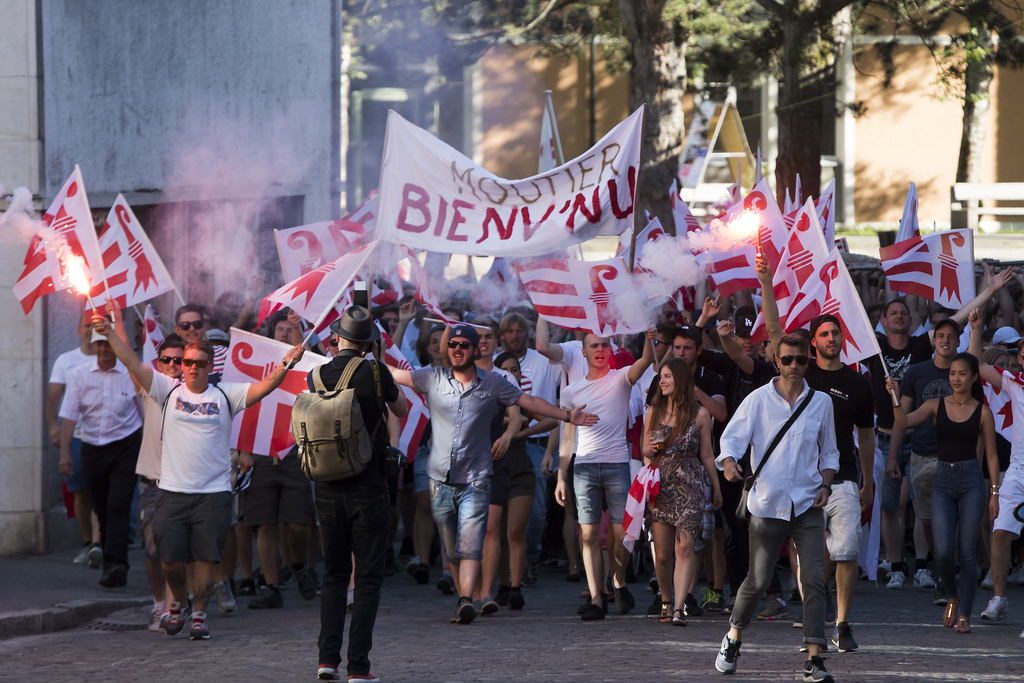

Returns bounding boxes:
[951,183,1024,231]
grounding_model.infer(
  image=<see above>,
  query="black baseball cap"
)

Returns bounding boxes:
[675,325,703,347]
[810,314,842,338]
[734,305,757,338]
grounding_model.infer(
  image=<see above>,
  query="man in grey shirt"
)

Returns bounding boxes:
[391,324,597,624]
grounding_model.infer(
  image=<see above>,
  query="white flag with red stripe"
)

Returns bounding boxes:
[983,379,1013,442]
[141,304,165,369]
[274,195,377,283]
[88,195,175,309]
[225,328,329,458]
[879,229,975,309]
[816,179,836,245]
[13,168,103,314]
[616,212,667,259]
[623,465,659,552]
[377,325,430,460]
[784,248,883,365]
[670,180,702,233]
[750,201,830,342]
[896,183,920,242]
[517,257,648,336]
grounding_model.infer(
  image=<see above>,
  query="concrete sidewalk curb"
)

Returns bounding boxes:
[0,596,151,640]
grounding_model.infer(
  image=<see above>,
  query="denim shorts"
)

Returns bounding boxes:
[572,461,631,525]
[879,432,914,512]
[429,478,491,561]
[64,437,87,492]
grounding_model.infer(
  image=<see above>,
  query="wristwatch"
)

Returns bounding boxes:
[818,484,832,494]
[564,409,572,423]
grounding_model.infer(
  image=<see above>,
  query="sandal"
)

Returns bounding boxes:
[943,598,960,628]
[672,608,687,626]
[955,615,971,634]
[658,601,672,623]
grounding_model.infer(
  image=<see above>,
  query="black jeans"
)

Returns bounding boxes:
[81,429,142,570]
[315,481,391,674]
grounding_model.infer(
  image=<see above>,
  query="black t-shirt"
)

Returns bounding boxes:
[805,363,875,483]
[306,350,401,490]
[900,359,953,456]
[865,333,933,430]
[699,349,776,448]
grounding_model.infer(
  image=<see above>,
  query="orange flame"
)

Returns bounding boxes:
[726,210,761,246]
[59,247,94,301]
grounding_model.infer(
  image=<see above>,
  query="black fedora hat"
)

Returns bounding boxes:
[330,306,380,343]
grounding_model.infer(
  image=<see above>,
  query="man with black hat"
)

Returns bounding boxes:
[308,306,409,682]
[389,322,598,625]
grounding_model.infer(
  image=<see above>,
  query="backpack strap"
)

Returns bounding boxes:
[312,365,329,395]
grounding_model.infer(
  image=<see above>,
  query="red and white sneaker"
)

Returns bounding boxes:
[164,600,192,636]
[348,675,379,682]
[317,665,341,680]
[189,611,210,640]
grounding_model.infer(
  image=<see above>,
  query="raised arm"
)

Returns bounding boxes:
[392,300,417,349]
[717,320,755,375]
[754,252,784,351]
[627,329,656,385]
[92,315,153,393]
[245,345,306,407]
[950,265,1012,328]
[967,308,1003,389]
[535,317,564,363]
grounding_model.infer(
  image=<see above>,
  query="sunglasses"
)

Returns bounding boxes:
[159,356,183,365]
[779,355,809,367]
[328,338,338,347]
[176,320,205,331]
[447,341,474,350]
[182,359,209,368]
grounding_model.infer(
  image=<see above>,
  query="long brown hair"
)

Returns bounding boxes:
[648,357,699,434]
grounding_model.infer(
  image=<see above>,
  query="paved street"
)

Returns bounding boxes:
[2,557,1024,682]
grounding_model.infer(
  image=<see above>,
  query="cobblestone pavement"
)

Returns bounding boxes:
[2,563,1023,682]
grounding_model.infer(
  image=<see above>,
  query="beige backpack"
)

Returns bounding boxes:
[292,357,383,481]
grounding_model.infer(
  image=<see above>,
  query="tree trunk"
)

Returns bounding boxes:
[775,14,824,205]
[955,27,994,183]
[617,0,688,234]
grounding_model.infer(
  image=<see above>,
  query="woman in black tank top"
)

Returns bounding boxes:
[888,353,999,633]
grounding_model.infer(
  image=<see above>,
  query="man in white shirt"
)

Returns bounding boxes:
[713,334,839,683]
[46,310,100,566]
[557,330,655,621]
[94,314,303,641]
[59,322,144,589]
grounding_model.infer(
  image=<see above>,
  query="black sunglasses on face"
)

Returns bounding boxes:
[448,341,473,350]
[779,355,809,366]
[176,320,205,331]
[159,356,183,365]
[182,359,209,368]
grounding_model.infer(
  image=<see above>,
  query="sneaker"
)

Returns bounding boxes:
[412,563,430,585]
[159,612,170,632]
[88,544,103,569]
[523,562,538,587]
[580,602,605,621]
[683,593,704,617]
[613,586,635,615]
[215,579,237,613]
[496,585,510,606]
[297,568,318,601]
[802,655,834,682]
[714,634,741,674]
[98,563,128,588]
[877,560,891,577]
[508,586,525,610]
[73,544,92,565]
[1010,564,1024,585]
[437,573,455,595]
[933,588,948,607]
[248,585,283,609]
[647,576,659,594]
[886,570,906,590]
[278,564,294,586]
[236,578,257,596]
[722,596,736,615]
[981,596,1008,621]
[348,675,379,683]
[164,600,193,636]
[148,605,164,632]
[317,665,341,680]
[913,568,936,589]
[756,596,788,620]
[189,611,210,640]
[480,596,499,615]
[833,621,858,653]
[701,587,725,612]
[980,568,994,589]
[451,597,476,624]
[647,592,663,616]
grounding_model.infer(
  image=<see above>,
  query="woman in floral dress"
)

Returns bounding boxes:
[643,357,722,625]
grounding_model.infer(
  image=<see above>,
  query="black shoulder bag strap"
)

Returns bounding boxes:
[748,388,816,485]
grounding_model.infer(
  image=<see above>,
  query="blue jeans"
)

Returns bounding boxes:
[879,432,914,512]
[429,478,491,561]
[572,462,631,525]
[525,442,547,563]
[931,459,986,617]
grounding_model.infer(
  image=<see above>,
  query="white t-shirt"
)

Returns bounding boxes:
[136,391,163,481]
[560,367,633,463]
[148,372,250,494]
[555,340,589,386]
[517,348,561,405]
[51,348,94,439]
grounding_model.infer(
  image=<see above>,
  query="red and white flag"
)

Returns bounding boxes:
[896,183,920,242]
[517,257,648,336]
[623,465,659,552]
[670,180,702,234]
[879,229,975,309]
[816,179,836,245]
[13,168,103,314]
[225,328,329,458]
[706,180,789,296]
[750,202,830,342]
[274,195,378,283]
[785,248,883,365]
[141,304,165,369]
[88,195,175,309]
[983,379,1013,442]
[377,325,430,461]
[616,212,667,260]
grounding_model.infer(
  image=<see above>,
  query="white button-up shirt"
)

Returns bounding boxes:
[716,378,839,521]
[59,358,143,446]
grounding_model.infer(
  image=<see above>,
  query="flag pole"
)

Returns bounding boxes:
[545,90,584,261]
